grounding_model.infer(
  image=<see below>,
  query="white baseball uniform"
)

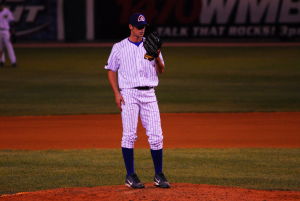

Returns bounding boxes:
[105,38,164,150]
[0,7,16,64]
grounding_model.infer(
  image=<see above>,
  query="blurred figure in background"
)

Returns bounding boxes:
[0,2,17,67]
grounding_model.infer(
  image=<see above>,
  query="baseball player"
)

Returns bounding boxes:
[104,13,170,189]
[0,2,17,68]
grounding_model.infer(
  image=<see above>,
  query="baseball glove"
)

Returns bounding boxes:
[143,31,162,61]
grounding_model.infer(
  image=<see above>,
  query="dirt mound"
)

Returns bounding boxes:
[1,183,300,201]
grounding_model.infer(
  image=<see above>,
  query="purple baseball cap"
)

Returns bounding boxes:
[129,13,148,28]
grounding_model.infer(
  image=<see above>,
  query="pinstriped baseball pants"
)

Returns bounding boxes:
[120,88,163,150]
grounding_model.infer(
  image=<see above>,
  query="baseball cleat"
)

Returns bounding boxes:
[154,172,170,188]
[125,173,145,189]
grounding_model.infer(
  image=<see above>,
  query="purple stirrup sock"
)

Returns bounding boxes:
[122,147,134,176]
[151,149,163,174]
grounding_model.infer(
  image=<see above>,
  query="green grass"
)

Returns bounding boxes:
[0,47,300,115]
[0,148,299,194]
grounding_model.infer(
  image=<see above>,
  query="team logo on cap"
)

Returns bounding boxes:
[138,15,145,22]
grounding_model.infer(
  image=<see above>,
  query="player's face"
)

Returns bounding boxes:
[131,25,146,38]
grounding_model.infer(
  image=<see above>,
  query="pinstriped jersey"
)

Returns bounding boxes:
[104,38,164,89]
[0,8,14,30]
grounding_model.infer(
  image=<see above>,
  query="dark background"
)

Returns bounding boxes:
[4,0,300,42]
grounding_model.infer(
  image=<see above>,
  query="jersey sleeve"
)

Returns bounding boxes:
[158,52,164,65]
[104,44,120,72]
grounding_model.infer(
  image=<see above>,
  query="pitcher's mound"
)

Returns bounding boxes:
[1,183,300,201]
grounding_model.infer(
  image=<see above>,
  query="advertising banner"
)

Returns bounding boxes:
[94,0,300,41]
[3,0,299,41]
[5,0,57,41]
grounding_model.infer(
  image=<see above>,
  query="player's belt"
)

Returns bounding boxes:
[134,86,154,90]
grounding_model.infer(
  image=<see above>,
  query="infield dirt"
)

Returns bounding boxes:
[1,112,300,149]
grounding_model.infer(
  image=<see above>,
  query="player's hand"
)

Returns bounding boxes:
[115,93,125,111]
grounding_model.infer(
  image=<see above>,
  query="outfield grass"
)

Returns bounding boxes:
[0,47,300,116]
[0,148,299,194]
